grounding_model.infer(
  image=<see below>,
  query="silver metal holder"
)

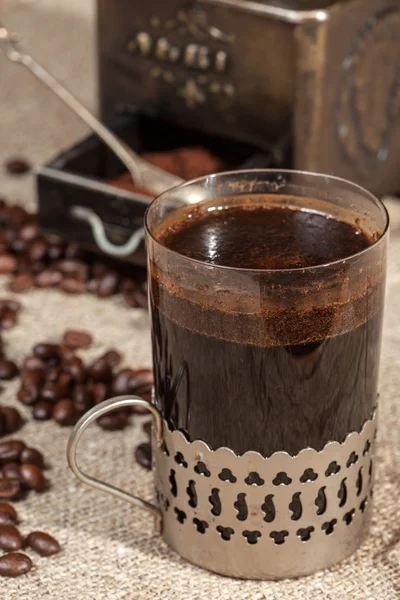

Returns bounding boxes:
[67,395,377,580]
[0,23,183,257]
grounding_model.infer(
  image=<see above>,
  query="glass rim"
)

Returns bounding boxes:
[144,168,390,274]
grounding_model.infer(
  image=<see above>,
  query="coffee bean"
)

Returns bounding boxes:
[0,254,17,274]
[9,274,34,293]
[72,385,93,415]
[96,272,119,298]
[0,360,18,380]
[88,358,113,384]
[20,447,44,469]
[23,356,45,371]
[0,479,20,499]
[58,372,72,397]
[128,370,153,395]
[63,356,86,383]
[65,243,82,259]
[22,369,42,386]
[112,369,136,395]
[0,502,17,522]
[33,343,60,361]
[52,399,75,426]
[2,407,23,434]
[3,463,22,482]
[35,269,62,288]
[28,238,48,262]
[25,531,60,556]
[142,421,152,438]
[47,242,63,261]
[5,158,31,175]
[98,412,129,431]
[91,382,108,405]
[19,464,46,492]
[60,278,87,294]
[0,524,23,552]
[18,383,39,406]
[0,552,32,577]
[0,441,25,463]
[135,442,152,470]
[63,330,92,349]
[0,309,17,329]
[101,349,122,368]
[45,366,61,383]
[0,300,21,313]
[32,401,52,421]
[0,512,15,526]
[40,383,60,403]
[19,222,38,242]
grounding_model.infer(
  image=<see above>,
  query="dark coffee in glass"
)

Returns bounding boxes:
[146,171,388,456]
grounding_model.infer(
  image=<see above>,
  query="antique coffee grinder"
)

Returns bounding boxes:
[98,0,400,197]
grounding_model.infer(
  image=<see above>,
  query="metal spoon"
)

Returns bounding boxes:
[0,24,184,257]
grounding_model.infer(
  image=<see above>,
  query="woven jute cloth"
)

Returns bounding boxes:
[1,1,400,598]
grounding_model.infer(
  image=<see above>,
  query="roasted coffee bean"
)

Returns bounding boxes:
[22,369,42,386]
[28,238,48,262]
[112,369,136,396]
[40,383,60,403]
[9,273,34,293]
[19,222,38,242]
[19,464,46,492]
[0,412,6,436]
[0,552,32,577]
[0,254,17,274]
[32,401,52,421]
[63,356,86,383]
[91,382,108,405]
[0,524,23,552]
[63,329,93,349]
[101,349,122,368]
[52,399,75,426]
[128,369,153,395]
[65,242,82,259]
[25,531,60,556]
[2,407,23,434]
[0,479,20,499]
[60,277,87,294]
[45,366,61,382]
[56,259,87,279]
[35,269,62,288]
[0,440,25,463]
[20,447,44,469]
[11,237,28,254]
[96,272,119,298]
[0,310,17,329]
[97,412,129,431]
[2,463,22,482]
[0,360,18,380]
[0,299,21,313]
[18,383,39,406]
[5,158,31,175]
[135,442,152,470]
[142,421,152,438]
[88,358,113,384]
[0,512,15,526]
[33,343,60,361]
[72,385,93,415]
[23,356,45,371]
[57,372,72,397]
[0,502,17,522]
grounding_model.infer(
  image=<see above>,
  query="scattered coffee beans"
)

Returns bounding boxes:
[0,199,147,307]
[25,531,60,557]
[0,439,47,498]
[0,552,32,577]
[18,333,154,432]
[0,405,23,437]
[135,442,152,470]
[4,158,31,176]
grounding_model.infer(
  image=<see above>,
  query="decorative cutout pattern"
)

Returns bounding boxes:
[154,411,377,580]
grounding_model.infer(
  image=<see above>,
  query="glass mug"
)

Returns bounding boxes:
[67,170,388,580]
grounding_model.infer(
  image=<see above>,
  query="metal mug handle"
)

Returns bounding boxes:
[66,395,163,528]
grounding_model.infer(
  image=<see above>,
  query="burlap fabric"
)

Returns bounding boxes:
[0,1,399,598]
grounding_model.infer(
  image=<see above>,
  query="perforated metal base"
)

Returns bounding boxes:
[154,413,376,580]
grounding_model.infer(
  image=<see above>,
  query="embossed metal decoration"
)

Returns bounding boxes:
[68,398,376,580]
[154,412,377,579]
